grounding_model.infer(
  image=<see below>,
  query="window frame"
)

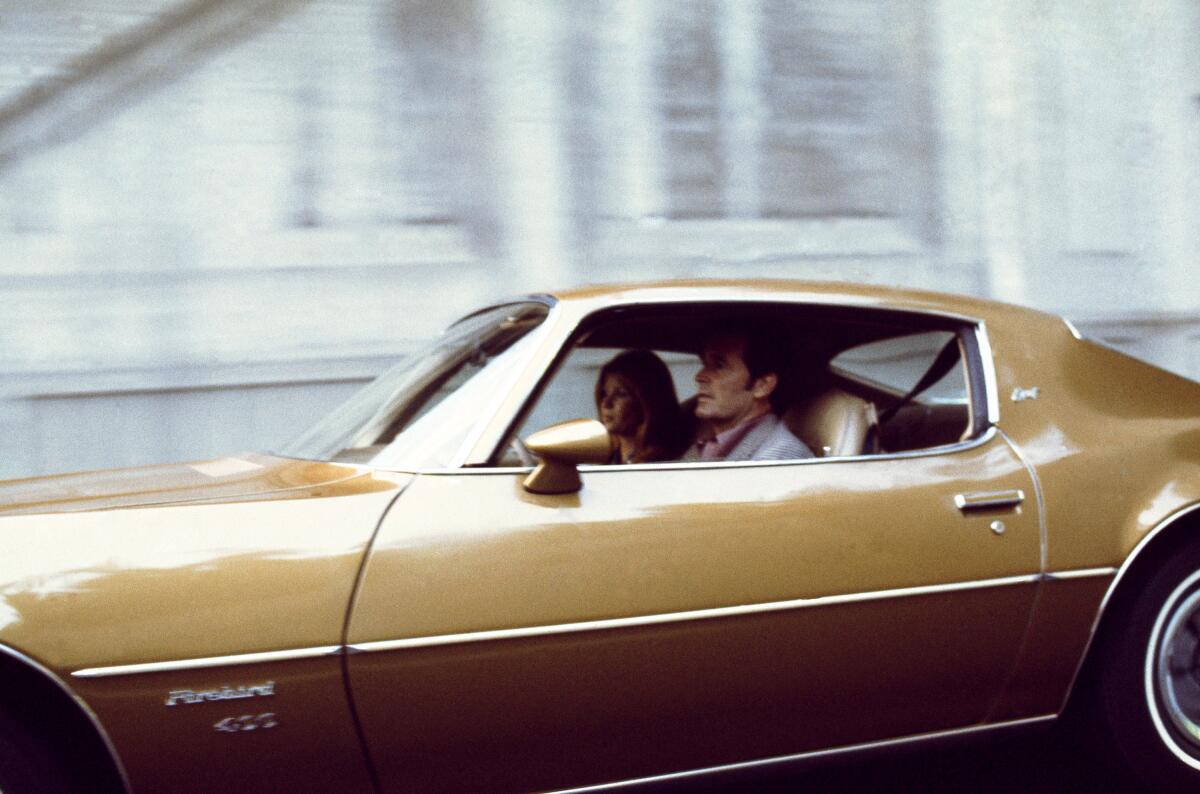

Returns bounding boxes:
[466,298,999,472]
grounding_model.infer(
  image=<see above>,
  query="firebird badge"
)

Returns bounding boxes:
[1011,386,1040,402]
[165,681,275,707]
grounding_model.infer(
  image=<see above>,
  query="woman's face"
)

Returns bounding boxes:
[598,373,643,437]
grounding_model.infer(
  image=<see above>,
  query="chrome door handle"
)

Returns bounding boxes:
[954,489,1025,512]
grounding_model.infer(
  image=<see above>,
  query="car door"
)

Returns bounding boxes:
[345,432,1040,792]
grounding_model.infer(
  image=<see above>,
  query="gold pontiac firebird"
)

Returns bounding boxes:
[1,280,1198,792]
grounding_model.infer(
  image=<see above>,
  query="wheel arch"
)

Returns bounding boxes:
[1062,501,1200,714]
[0,641,129,793]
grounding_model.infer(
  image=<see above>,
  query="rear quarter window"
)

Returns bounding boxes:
[830,330,973,452]
[830,330,966,405]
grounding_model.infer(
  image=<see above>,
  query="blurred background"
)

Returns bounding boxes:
[0,0,1197,478]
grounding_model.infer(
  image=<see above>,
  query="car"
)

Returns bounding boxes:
[0,279,1198,793]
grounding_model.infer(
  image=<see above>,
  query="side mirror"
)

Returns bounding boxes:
[522,418,612,495]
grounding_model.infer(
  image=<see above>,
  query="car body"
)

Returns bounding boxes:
[1,279,1198,792]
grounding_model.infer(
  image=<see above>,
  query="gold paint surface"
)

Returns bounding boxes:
[355,440,1039,639]
[988,575,1115,720]
[0,459,410,671]
[349,432,1042,791]
[545,279,1014,314]
[351,586,1035,793]
[524,417,612,463]
[985,313,1200,569]
[72,657,373,793]
[0,457,408,790]
[0,453,395,516]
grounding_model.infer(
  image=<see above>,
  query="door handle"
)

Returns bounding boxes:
[954,489,1025,512]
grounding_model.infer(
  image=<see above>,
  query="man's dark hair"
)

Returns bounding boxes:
[705,321,794,413]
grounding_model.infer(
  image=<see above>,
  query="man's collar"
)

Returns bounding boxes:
[695,411,772,460]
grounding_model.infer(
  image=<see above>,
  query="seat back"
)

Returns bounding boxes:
[787,388,877,458]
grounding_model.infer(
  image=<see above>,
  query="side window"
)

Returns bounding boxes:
[495,305,983,467]
[829,330,973,451]
[518,347,695,438]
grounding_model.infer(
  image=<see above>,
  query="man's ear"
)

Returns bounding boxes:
[750,372,778,400]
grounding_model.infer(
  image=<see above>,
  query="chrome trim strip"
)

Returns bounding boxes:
[462,301,582,466]
[975,323,1001,426]
[71,645,342,679]
[1062,316,1084,340]
[1145,568,1200,771]
[450,294,557,327]
[591,429,998,467]
[434,425,1002,476]
[996,429,1047,575]
[0,641,132,792]
[548,714,1057,793]
[981,428,1051,716]
[1042,567,1117,581]
[350,574,1040,654]
[1102,501,1200,612]
[954,489,1026,511]
[982,430,1049,724]
[1058,501,1200,713]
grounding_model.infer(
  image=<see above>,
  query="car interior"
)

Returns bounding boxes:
[494,301,983,466]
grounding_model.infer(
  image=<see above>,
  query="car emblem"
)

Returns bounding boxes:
[1011,386,1040,402]
[165,681,275,707]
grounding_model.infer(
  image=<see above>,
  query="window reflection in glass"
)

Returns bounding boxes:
[279,302,548,468]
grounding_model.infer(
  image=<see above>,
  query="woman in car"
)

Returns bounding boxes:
[594,350,686,464]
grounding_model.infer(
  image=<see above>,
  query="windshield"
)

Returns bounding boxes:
[278,302,549,468]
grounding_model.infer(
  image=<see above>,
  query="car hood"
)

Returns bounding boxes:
[0,453,390,516]
[0,454,413,675]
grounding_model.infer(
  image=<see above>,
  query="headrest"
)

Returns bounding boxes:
[786,388,877,457]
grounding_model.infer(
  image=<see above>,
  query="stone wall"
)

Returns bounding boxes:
[0,0,1196,477]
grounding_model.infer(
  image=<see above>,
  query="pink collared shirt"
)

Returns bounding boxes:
[691,412,771,461]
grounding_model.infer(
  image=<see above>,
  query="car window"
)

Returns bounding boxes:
[495,304,982,467]
[829,330,973,451]
[279,302,548,469]
[830,330,966,404]
[517,346,696,438]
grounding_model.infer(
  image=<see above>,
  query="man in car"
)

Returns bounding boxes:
[681,323,814,462]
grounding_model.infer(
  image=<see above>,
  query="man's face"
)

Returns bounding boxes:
[694,334,772,430]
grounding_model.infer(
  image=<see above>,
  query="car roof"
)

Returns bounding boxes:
[536,279,1031,322]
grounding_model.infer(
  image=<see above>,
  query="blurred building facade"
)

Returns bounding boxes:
[0,0,1197,477]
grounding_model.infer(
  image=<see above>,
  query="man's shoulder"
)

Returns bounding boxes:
[733,414,814,462]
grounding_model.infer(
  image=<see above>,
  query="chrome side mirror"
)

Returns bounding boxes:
[522,418,612,495]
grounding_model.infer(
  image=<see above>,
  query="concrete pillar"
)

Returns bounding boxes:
[929,0,986,273]
[290,73,324,228]
[477,0,575,287]
[383,0,495,234]
[975,0,1041,305]
[716,0,763,219]
[597,0,664,222]
[1140,0,1200,313]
